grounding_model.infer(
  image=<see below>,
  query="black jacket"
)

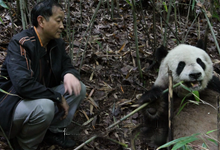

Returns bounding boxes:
[0,27,80,137]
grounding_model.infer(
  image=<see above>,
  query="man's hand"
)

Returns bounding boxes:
[57,96,69,120]
[64,73,81,96]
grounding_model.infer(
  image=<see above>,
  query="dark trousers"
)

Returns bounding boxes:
[10,82,86,150]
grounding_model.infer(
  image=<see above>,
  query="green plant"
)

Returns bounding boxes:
[176,82,201,115]
[157,130,218,150]
[0,0,8,9]
[0,0,8,25]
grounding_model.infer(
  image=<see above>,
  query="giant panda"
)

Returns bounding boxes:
[138,41,220,150]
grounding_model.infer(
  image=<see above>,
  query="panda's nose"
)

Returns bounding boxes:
[189,72,201,80]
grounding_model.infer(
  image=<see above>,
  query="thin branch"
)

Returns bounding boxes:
[202,8,220,54]
[0,125,13,150]
[131,0,143,82]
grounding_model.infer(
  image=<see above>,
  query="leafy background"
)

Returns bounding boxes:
[0,0,220,149]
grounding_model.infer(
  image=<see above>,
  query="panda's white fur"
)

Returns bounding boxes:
[155,44,213,97]
[139,43,219,150]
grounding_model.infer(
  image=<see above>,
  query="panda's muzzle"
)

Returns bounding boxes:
[185,80,202,89]
[186,72,202,89]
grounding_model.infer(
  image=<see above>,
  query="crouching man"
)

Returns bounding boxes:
[0,0,86,149]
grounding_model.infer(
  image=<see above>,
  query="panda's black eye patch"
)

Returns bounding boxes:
[197,58,206,70]
[176,61,185,75]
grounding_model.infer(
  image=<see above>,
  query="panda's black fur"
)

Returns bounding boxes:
[139,40,220,149]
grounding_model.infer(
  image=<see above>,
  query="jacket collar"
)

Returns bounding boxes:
[32,27,58,51]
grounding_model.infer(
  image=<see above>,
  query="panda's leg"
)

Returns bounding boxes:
[139,86,169,148]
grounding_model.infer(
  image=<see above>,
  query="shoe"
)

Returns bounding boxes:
[44,130,75,148]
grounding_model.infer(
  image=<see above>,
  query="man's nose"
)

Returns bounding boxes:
[60,21,64,29]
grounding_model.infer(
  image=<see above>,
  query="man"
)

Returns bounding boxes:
[0,0,86,149]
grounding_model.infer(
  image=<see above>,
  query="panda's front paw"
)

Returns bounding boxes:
[141,125,168,149]
[138,86,164,104]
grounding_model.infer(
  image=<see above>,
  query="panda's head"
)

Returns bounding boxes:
[154,44,213,96]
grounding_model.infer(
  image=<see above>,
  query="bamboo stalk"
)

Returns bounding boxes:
[153,0,156,50]
[107,0,110,15]
[173,1,178,45]
[74,135,97,150]
[69,28,75,64]
[218,95,220,150]
[163,0,173,47]
[19,0,27,29]
[131,0,143,82]
[202,8,220,54]
[66,0,71,41]
[80,0,82,30]
[168,68,173,150]
[111,0,114,19]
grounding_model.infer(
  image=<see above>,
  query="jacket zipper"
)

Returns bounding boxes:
[49,46,57,82]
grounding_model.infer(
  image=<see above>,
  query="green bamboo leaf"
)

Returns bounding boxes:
[0,75,8,80]
[188,100,199,105]
[185,145,193,150]
[202,143,208,148]
[163,81,184,94]
[182,145,187,150]
[172,136,199,150]
[125,0,132,7]
[95,40,102,49]
[213,12,220,22]
[191,0,196,10]
[180,83,191,92]
[156,139,178,149]
[206,129,217,134]
[207,138,218,145]
[180,93,191,106]
[0,0,8,9]
[0,88,19,97]
[177,102,188,115]
[192,90,200,101]
[0,17,4,25]
[182,145,193,150]
[163,2,168,12]
[157,134,200,149]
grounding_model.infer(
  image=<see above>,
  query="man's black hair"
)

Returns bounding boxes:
[31,0,63,27]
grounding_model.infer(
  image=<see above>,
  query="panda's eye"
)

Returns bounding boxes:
[197,58,206,70]
[176,61,185,75]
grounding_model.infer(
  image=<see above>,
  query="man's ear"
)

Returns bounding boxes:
[37,16,45,28]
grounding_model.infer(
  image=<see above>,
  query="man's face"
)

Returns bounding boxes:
[43,5,64,39]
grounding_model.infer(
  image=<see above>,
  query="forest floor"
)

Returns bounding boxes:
[0,0,220,150]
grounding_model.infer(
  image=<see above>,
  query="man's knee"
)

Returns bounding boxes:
[36,99,55,125]
[12,99,55,138]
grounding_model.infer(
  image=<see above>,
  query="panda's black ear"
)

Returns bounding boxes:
[196,39,205,50]
[155,45,168,63]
